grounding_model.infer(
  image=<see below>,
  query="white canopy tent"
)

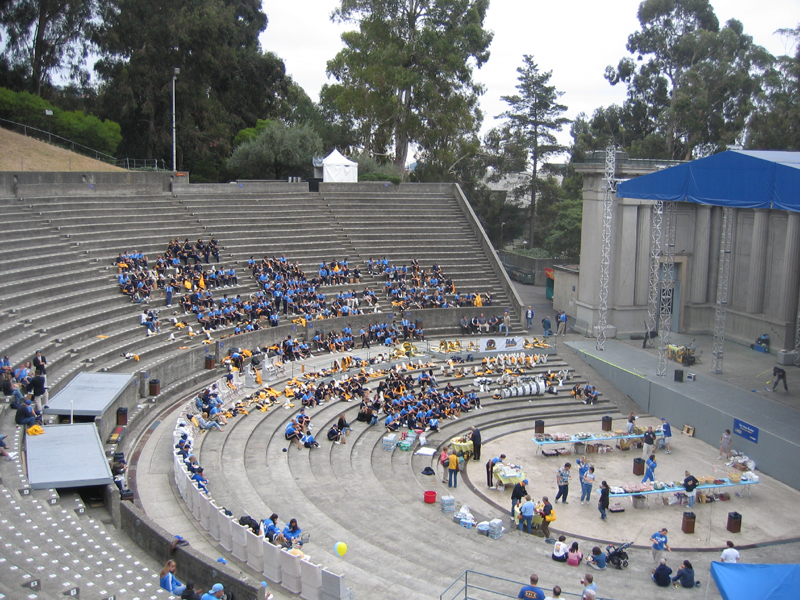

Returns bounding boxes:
[322,149,358,183]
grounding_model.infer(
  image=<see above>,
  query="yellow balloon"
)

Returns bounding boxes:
[334,542,347,557]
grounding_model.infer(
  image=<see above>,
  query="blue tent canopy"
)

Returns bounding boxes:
[711,562,800,600]
[617,150,800,212]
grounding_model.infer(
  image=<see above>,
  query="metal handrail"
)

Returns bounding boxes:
[0,116,169,171]
[441,570,614,600]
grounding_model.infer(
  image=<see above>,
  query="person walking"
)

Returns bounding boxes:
[598,481,609,520]
[718,429,732,460]
[642,454,657,483]
[555,462,571,503]
[772,366,788,392]
[541,316,552,337]
[650,528,671,564]
[469,426,482,461]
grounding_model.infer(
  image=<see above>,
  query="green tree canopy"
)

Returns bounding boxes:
[0,0,97,95]
[747,25,800,150]
[323,0,492,167]
[604,0,773,159]
[226,120,322,180]
[491,54,570,246]
[92,0,289,179]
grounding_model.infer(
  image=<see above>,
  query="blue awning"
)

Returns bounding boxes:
[617,150,800,212]
[711,562,799,600]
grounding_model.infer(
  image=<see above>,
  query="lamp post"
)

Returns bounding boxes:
[500,221,506,251]
[172,67,180,172]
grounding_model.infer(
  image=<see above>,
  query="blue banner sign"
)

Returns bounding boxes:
[733,419,758,443]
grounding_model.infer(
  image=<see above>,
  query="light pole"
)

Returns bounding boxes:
[500,222,506,250]
[172,67,180,172]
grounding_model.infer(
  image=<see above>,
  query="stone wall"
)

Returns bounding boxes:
[119,501,266,600]
[1,171,174,198]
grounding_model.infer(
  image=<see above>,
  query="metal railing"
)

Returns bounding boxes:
[1,117,168,171]
[441,570,614,600]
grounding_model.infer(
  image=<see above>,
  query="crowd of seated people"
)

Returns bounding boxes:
[3,353,48,424]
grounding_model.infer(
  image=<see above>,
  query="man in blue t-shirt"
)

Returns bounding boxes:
[660,417,672,453]
[650,528,671,564]
[517,574,544,599]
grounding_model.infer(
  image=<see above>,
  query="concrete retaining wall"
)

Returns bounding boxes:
[119,501,265,600]
[1,171,174,198]
[499,252,556,288]
[174,181,310,196]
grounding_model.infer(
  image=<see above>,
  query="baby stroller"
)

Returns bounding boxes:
[605,542,632,569]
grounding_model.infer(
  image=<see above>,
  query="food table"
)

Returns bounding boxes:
[597,477,759,508]
[531,431,665,456]
[493,464,526,489]
[449,436,473,456]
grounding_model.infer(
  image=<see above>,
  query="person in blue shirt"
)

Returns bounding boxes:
[159,560,186,595]
[671,560,696,588]
[285,421,303,449]
[650,528,671,564]
[517,574,545,599]
[642,454,657,483]
[191,467,208,493]
[282,518,303,548]
[586,546,607,570]
[660,417,672,454]
[486,454,506,487]
[518,495,536,534]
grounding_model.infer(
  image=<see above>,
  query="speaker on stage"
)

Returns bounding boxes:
[674,369,684,382]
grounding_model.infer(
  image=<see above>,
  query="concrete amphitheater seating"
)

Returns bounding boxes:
[1,180,590,598]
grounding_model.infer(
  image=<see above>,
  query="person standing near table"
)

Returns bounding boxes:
[511,479,529,516]
[642,426,656,458]
[539,497,554,539]
[598,481,609,520]
[557,311,567,336]
[683,471,699,508]
[650,528,671,564]
[555,462,571,503]
[718,429,732,460]
[486,454,506,487]
[642,454,657,483]
[448,452,459,488]
[519,495,536,534]
[469,426,482,460]
[660,418,672,454]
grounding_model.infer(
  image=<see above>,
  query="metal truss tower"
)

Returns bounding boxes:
[712,208,734,373]
[646,202,664,338]
[656,201,677,376]
[596,143,616,351]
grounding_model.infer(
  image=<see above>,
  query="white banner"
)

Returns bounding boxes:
[479,336,525,353]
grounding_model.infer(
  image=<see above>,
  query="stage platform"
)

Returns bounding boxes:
[567,340,800,491]
[26,423,113,489]
[44,372,136,417]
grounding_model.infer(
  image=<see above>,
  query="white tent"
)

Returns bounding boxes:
[322,149,358,183]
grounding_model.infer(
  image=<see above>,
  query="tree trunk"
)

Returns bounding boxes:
[33,0,50,96]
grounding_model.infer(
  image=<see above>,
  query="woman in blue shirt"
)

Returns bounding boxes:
[283,518,303,548]
[586,546,607,570]
[159,560,186,595]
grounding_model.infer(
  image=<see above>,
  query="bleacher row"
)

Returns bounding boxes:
[158,341,622,599]
[0,187,517,402]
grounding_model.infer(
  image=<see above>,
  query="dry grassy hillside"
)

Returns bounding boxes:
[0,127,125,172]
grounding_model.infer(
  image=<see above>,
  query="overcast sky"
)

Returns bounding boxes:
[261,0,798,151]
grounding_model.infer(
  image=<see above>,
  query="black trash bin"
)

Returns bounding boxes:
[535,419,545,434]
[149,378,160,396]
[117,407,128,426]
[601,415,613,432]
[727,511,742,533]
[674,369,684,382]
[205,355,215,370]
[633,457,645,476]
[682,511,696,534]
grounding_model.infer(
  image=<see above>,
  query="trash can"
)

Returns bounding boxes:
[117,407,128,426]
[633,457,645,476]
[727,511,742,533]
[674,369,684,382]
[682,511,696,534]
[149,378,160,396]
[573,442,585,454]
[632,495,646,509]
[205,355,215,369]
[601,415,613,432]
[535,420,545,434]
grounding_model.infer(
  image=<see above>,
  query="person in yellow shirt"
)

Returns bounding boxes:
[448,452,460,488]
